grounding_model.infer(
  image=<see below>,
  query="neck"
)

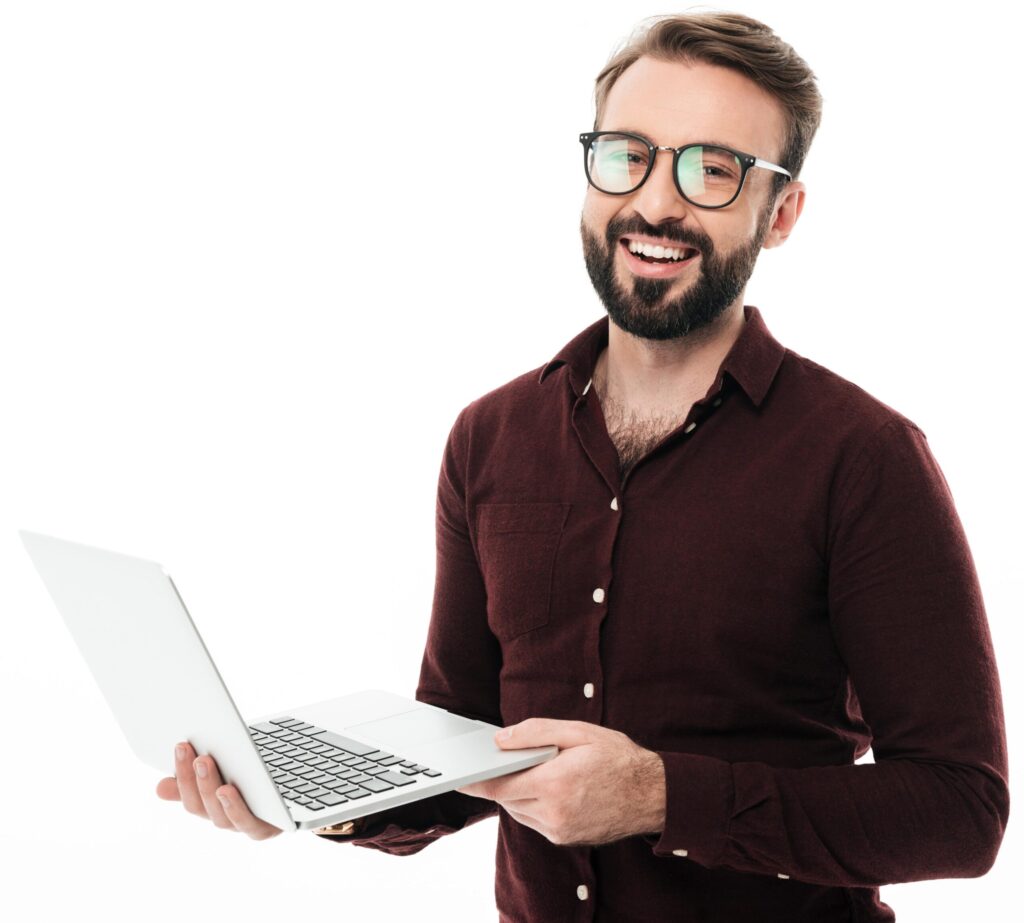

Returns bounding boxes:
[594,301,746,409]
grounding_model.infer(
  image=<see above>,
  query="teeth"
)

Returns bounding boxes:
[627,240,692,260]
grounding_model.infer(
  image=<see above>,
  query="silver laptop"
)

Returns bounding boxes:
[20,530,557,833]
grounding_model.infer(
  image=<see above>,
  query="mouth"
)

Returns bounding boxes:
[619,237,701,279]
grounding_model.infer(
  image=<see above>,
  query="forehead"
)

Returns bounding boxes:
[601,56,787,161]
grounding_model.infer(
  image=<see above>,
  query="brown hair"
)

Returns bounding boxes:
[593,12,822,194]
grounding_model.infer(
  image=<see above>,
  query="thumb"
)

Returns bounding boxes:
[494,717,596,750]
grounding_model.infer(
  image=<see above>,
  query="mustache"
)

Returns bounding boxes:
[605,216,713,256]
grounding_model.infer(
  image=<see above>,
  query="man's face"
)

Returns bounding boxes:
[580,57,791,340]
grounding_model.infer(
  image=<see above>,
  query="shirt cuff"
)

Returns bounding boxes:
[642,751,733,867]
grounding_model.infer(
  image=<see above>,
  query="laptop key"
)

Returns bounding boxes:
[359,778,396,794]
[423,770,442,777]
[308,730,380,756]
[375,770,418,787]
[343,788,372,799]
[378,756,403,766]
[316,792,350,806]
[250,722,279,734]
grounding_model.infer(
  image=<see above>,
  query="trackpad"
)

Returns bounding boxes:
[347,708,483,749]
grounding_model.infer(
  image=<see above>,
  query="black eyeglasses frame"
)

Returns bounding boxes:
[579,130,792,210]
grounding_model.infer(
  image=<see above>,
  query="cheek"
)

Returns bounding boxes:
[581,187,624,235]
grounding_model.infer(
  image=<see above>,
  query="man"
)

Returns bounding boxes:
[157,12,1009,921]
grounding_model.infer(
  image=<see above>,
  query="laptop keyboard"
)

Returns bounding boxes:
[248,717,443,814]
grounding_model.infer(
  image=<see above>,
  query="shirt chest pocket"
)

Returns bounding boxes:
[475,502,570,642]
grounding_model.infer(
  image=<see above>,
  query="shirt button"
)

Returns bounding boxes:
[672,849,688,857]
[610,496,619,511]
[712,397,722,407]
[777,873,790,880]
[577,884,589,901]
[583,682,594,698]
[592,587,605,603]
[684,421,697,433]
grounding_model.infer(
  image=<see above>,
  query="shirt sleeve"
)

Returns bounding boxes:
[642,417,1010,886]
[317,407,501,854]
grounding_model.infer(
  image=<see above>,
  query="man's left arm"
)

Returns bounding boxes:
[461,417,1010,887]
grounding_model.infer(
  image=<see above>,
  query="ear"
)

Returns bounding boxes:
[762,180,806,249]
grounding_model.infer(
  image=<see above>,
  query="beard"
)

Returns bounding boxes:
[579,201,774,341]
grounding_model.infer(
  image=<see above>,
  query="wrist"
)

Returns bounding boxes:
[637,749,666,835]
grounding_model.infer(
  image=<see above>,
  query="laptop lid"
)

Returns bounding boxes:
[20,530,295,831]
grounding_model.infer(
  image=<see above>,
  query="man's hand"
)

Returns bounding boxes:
[455,718,665,847]
[155,742,283,841]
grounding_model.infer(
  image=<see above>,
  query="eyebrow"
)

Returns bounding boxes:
[604,127,749,154]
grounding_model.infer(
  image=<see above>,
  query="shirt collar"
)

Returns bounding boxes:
[537,305,786,408]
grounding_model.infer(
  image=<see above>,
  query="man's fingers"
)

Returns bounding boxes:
[155,776,181,801]
[163,741,281,840]
[191,755,235,829]
[174,742,207,817]
[214,785,282,841]
[459,764,543,802]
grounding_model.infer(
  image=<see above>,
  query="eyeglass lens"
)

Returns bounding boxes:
[585,134,743,207]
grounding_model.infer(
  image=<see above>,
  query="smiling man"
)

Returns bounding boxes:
[320,15,1007,920]
[160,12,1009,923]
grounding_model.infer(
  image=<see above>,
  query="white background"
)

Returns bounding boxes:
[1,1,1019,920]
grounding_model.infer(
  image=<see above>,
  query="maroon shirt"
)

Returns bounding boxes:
[321,306,1009,922]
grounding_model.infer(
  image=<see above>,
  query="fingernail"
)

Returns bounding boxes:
[217,792,230,807]
[499,728,512,740]
[175,745,185,761]
[194,759,207,778]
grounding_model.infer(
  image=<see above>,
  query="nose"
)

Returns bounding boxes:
[632,147,690,226]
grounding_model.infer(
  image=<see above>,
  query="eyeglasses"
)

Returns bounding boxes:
[579,130,792,209]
